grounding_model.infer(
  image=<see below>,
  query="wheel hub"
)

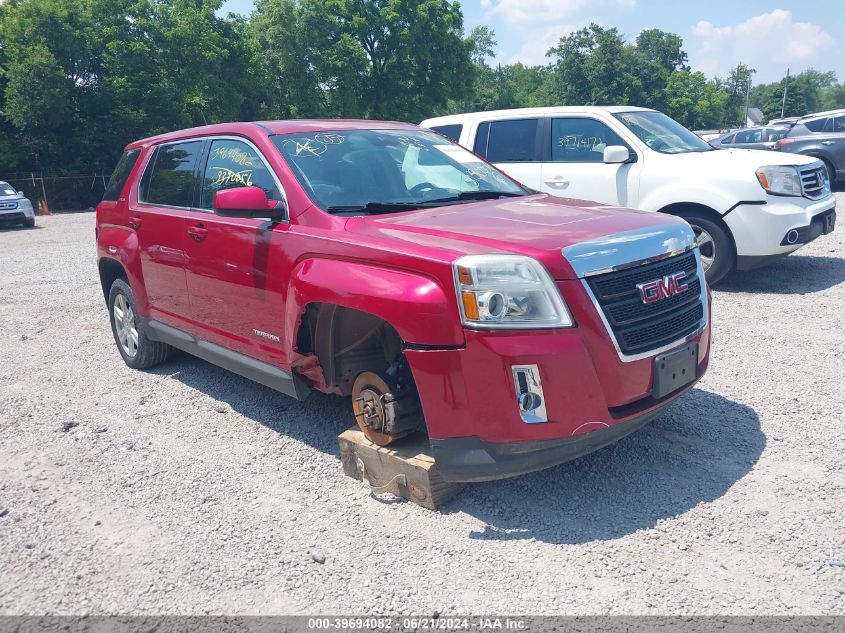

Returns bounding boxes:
[351,371,408,446]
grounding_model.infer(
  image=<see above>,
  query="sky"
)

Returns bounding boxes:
[219,0,844,84]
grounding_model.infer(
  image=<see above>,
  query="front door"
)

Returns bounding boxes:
[132,140,204,329]
[539,117,642,207]
[183,137,291,366]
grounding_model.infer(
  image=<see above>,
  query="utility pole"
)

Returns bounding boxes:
[744,79,751,126]
[781,68,790,118]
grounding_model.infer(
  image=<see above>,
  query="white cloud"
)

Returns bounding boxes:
[481,0,592,24]
[690,10,834,82]
[482,0,636,65]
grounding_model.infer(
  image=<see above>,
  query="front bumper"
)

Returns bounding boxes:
[405,321,710,482]
[0,199,35,224]
[430,406,663,482]
[724,195,836,263]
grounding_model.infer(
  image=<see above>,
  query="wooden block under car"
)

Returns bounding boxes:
[338,428,464,510]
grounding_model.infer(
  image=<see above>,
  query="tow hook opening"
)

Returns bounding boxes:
[512,364,548,424]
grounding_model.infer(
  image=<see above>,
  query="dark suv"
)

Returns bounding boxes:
[774,110,845,185]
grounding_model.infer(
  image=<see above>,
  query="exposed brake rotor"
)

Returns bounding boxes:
[351,371,414,446]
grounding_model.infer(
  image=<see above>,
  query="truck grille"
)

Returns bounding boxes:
[0,200,19,210]
[586,250,705,356]
[799,164,829,200]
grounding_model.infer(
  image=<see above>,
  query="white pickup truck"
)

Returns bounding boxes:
[421,107,837,284]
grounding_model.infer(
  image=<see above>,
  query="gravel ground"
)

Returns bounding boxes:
[1,195,844,616]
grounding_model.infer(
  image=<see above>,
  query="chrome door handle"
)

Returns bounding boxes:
[821,140,835,145]
[544,177,570,188]
[128,216,142,230]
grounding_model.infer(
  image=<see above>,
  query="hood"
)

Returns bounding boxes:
[345,194,690,279]
[674,147,820,171]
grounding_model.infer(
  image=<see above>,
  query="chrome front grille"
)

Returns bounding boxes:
[799,164,830,200]
[585,250,706,357]
[0,200,19,210]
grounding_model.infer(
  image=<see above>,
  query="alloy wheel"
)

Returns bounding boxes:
[691,224,716,272]
[113,294,139,357]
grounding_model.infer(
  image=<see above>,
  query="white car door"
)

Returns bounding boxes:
[472,118,545,191]
[539,116,642,207]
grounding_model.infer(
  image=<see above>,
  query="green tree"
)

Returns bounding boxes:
[0,0,260,173]
[636,28,689,73]
[664,71,728,129]
[545,24,667,109]
[719,62,756,127]
[253,0,472,121]
[539,24,688,110]
[820,84,845,110]
[758,76,811,121]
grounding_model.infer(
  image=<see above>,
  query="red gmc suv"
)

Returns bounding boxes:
[96,120,711,482]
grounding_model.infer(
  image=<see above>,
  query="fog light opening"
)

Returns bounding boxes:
[786,229,800,245]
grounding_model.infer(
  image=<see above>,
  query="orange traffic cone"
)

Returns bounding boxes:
[39,198,51,216]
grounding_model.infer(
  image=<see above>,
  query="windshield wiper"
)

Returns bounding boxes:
[426,190,526,203]
[325,201,437,215]
[325,191,526,215]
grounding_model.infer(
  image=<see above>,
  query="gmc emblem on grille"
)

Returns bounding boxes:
[636,271,689,304]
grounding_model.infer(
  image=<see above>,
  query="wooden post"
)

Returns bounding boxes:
[338,428,464,510]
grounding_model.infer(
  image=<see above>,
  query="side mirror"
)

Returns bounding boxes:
[603,145,631,164]
[213,186,285,220]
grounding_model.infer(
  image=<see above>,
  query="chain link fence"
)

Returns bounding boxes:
[0,172,111,213]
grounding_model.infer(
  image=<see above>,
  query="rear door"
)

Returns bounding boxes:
[472,118,544,190]
[132,140,204,328]
[182,136,292,365]
[827,116,845,179]
[539,116,642,206]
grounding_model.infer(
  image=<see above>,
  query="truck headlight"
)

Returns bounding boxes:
[756,166,801,196]
[453,254,574,329]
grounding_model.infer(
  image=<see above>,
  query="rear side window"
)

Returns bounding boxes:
[430,124,463,143]
[200,139,282,209]
[141,141,204,207]
[766,128,788,141]
[720,134,735,144]
[734,128,763,143]
[475,119,539,162]
[833,116,845,133]
[804,117,830,133]
[103,149,140,201]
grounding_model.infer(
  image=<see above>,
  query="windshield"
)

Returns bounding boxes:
[272,129,525,214]
[0,182,16,196]
[614,111,713,154]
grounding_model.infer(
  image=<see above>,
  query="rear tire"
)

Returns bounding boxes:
[675,210,735,285]
[108,278,170,369]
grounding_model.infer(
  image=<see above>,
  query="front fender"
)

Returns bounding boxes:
[638,182,755,216]
[96,225,149,314]
[285,258,465,347]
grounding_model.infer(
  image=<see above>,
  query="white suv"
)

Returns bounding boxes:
[421,107,837,284]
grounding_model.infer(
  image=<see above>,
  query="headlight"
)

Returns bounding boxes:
[453,254,573,329]
[756,166,801,196]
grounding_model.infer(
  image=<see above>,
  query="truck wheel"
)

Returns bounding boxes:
[108,278,170,369]
[677,212,735,285]
[24,217,35,228]
[351,371,421,446]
